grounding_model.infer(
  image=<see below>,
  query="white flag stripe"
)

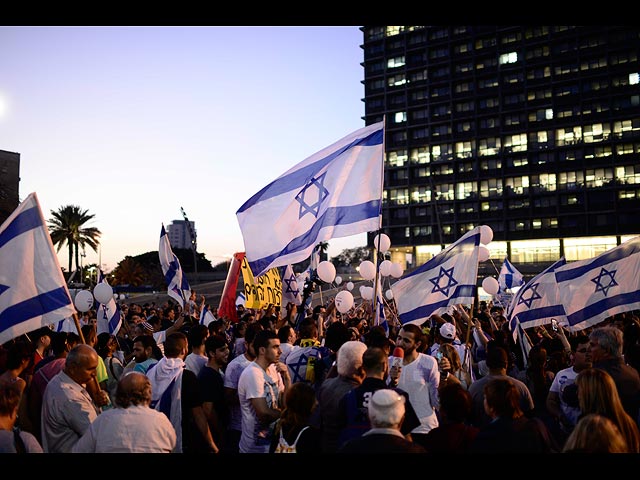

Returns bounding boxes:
[555,236,640,330]
[282,264,302,306]
[391,228,480,326]
[237,122,384,277]
[0,193,76,345]
[498,257,524,292]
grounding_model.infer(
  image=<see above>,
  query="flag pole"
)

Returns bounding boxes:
[372,115,386,328]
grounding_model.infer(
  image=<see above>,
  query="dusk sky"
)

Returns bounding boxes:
[0,26,369,272]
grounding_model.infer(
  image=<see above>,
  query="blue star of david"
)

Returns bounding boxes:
[517,282,542,308]
[295,172,329,219]
[289,352,310,383]
[0,284,8,296]
[284,274,298,294]
[429,266,458,297]
[591,267,618,296]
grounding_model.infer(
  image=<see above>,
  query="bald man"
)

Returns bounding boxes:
[73,372,176,453]
[41,344,108,453]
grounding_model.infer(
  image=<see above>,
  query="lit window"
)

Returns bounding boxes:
[629,73,639,85]
[545,109,554,120]
[499,52,518,64]
[394,112,407,123]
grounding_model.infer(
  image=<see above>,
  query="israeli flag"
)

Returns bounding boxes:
[374,272,389,336]
[282,264,302,307]
[200,305,216,327]
[555,236,640,330]
[0,193,76,345]
[391,227,480,326]
[507,258,567,342]
[498,257,524,293]
[237,122,384,277]
[159,224,191,308]
[95,269,122,335]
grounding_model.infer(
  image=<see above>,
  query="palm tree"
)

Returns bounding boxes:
[316,241,329,262]
[48,205,101,274]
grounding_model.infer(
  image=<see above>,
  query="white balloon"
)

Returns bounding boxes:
[482,276,500,295]
[74,290,94,312]
[480,225,494,245]
[335,276,342,286]
[93,282,114,304]
[361,286,374,301]
[385,289,394,300]
[359,260,376,280]
[390,262,404,278]
[118,293,126,300]
[379,259,393,277]
[478,244,491,262]
[317,261,337,283]
[373,233,391,253]
[346,282,354,291]
[335,290,354,313]
[359,285,366,296]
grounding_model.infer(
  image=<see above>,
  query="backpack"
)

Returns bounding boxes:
[274,426,309,453]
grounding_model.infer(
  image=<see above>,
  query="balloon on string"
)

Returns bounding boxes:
[482,276,500,295]
[93,282,114,304]
[74,290,94,312]
[335,290,354,313]
[335,276,342,286]
[359,260,376,280]
[480,225,494,245]
[379,259,393,277]
[390,262,404,278]
[478,244,491,262]
[385,289,394,300]
[373,233,391,253]
[361,286,374,301]
[359,285,366,297]
[317,261,337,283]
[118,293,126,301]
[346,282,354,291]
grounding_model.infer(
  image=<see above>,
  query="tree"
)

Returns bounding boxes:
[111,256,146,287]
[331,246,372,270]
[48,205,101,274]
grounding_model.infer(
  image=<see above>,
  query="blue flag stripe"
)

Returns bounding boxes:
[237,129,383,214]
[0,206,41,249]
[513,305,567,324]
[566,290,640,326]
[399,285,475,324]
[248,199,381,276]
[0,287,72,331]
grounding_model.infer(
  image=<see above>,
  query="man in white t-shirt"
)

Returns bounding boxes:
[546,335,591,439]
[388,323,440,450]
[238,329,290,453]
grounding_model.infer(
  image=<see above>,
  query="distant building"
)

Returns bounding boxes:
[0,149,20,226]
[361,26,640,275]
[167,219,196,250]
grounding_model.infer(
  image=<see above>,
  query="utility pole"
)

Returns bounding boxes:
[180,206,198,284]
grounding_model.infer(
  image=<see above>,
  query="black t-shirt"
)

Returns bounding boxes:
[197,365,229,444]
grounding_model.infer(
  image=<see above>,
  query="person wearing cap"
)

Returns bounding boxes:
[430,320,476,386]
[338,389,427,453]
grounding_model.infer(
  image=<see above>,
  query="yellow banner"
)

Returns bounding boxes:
[240,258,282,310]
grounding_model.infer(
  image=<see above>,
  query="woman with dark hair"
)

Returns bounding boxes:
[96,332,123,404]
[270,381,321,453]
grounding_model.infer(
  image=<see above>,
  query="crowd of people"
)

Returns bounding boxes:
[1,288,640,457]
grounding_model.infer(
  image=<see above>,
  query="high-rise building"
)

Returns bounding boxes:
[167,219,196,250]
[361,26,640,275]
[0,149,20,226]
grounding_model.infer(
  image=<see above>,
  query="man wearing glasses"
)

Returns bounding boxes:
[546,334,591,443]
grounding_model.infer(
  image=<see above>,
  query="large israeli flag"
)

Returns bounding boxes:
[391,227,481,326]
[507,258,567,341]
[0,193,76,345]
[237,122,384,277]
[95,269,122,335]
[159,224,191,308]
[555,236,640,331]
[498,257,524,293]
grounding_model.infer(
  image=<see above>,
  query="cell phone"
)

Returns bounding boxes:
[551,319,558,332]
[435,352,443,361]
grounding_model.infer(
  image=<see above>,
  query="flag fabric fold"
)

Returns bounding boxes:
[507,257,567,341]
[374,272,389,336]
[0,192,76,345]
[282,264,302,307]
[237,121,384,277]
[498,257,524,293]
[391,227,481,326]
[555,236,640,331]
[95,269,122,336]
[159,224,191,308]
